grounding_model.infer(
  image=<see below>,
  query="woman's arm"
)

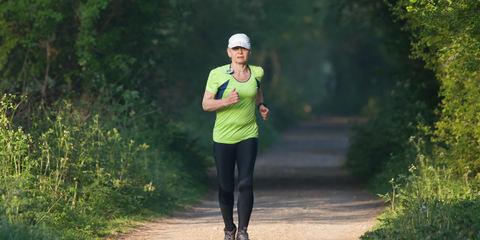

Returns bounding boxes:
[255,88,264,105]
[256,88,269,120]
[202,89,239,112]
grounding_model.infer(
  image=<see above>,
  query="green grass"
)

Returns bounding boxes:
[362,141,480,240]
[0,218,70,240]
[0,94,208,239]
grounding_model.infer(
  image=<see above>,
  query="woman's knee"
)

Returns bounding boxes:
[219,182,235,194]
[237,177,253,193]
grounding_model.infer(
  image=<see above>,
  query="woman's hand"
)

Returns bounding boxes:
[202,89,239,111]
[225,88,239,106]
[255,88,268,120]
[259,105,269,120]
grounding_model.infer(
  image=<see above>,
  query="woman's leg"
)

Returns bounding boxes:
[213,141,237,231]
[236,138,258,230]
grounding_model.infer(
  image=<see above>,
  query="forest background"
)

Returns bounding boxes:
[0,0,479,239]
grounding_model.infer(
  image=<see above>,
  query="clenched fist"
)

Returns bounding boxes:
[225,88,239,106]
[259,105,269,120]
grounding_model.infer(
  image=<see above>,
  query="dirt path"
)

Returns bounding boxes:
[117,117,385,240]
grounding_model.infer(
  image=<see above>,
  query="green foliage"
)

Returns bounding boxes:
[364,199,480,239]
[348,1,480,239]
[362,140,480,240]
[0,218,71,240]
[0,94,207,238]
[1,1,320,237]
[390,0,480,173]
[336,0,440,192]
[0,0,191,102]
[346,74,439,192]
[0,0,379,238]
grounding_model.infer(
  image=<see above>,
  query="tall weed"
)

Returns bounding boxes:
[362,139,480,239]
[0,93,207,238]
[0,218,70,240]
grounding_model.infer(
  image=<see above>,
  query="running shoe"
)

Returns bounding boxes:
[237,227,249,240]
[224,225,236,240]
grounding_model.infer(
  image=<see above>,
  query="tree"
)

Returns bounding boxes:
[0,0,191,106]
[392,0,480,172]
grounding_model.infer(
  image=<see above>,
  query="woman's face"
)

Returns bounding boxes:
[227,46,251,64]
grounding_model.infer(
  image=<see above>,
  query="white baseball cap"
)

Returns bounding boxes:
[228,33,251,50]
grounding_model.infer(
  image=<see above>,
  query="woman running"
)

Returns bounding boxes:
[202,33,269,240]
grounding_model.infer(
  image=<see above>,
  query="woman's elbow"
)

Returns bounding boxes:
[202,101,211,111]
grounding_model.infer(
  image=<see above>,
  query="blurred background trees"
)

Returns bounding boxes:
[0,0,399,122]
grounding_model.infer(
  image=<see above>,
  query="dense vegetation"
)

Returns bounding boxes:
[3,0,478,238]
[0,1,210,238]
[341,0,480,239]
[0,0,346,238]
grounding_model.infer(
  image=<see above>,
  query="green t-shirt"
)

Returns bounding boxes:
[205,64,264,144]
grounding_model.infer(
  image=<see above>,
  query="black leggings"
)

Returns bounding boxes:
[213,138,258,231]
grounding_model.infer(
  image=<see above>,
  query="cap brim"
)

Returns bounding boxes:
[228,42,251,49]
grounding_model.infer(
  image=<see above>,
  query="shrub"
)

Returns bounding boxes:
[0,93,207,238]
[0,218,72,240]
[362,140,480,239]
[346,77,438,192]
[390,0,480,174]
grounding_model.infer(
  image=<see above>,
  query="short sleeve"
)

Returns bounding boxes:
[205,70,219,94]
[253,66,264,83]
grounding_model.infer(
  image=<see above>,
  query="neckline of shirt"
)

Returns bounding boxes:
[228,65,251,83]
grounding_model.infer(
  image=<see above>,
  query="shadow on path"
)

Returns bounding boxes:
[118,117,385,240]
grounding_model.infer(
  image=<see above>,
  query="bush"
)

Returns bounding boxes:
[345,76,438,192]
[0,218,72,240]
[363,200,480,240]
[0,94,208,238]
[362,140,480,240]
[338,0,480,239]
[390,0,480,174]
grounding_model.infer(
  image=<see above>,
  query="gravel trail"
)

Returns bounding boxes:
[117,117,385,240]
